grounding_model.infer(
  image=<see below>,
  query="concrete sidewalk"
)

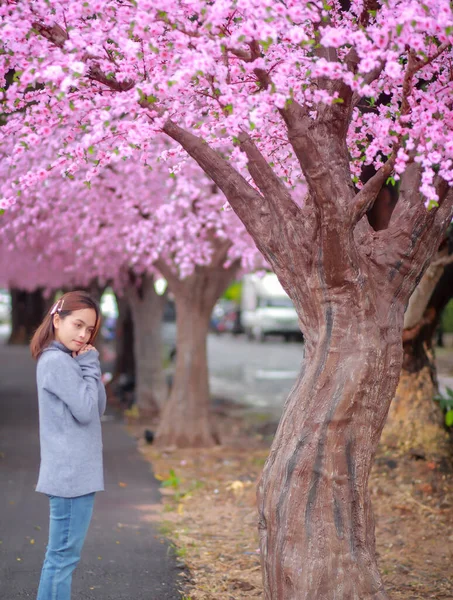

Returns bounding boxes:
[0,343,181,600]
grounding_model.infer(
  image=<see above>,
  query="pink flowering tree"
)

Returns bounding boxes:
[1,1,453,597]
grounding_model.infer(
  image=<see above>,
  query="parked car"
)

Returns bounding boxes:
[241,273,302,342]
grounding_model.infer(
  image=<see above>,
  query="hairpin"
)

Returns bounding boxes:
[50,299,65,315]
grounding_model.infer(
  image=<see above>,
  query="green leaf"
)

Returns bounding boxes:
[445,410,453,427]
[259,37,273,51]
[87,145,95,155]
[0,209,5,216]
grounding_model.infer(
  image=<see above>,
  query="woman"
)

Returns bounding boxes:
[30,290,106,600]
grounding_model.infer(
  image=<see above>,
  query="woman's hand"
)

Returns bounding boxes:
[72,344,96,358]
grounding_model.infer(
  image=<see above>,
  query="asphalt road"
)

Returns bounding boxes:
[0,343,181,600]
[207,332,305,417]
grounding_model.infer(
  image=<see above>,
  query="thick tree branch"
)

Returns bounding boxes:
[380,186,453,298]
[351,157,396,225]
[237,131,301,220]
[403,247,448,329]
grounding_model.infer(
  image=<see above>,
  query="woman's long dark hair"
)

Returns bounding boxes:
[30,291,101,360]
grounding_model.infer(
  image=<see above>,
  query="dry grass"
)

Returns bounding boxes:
[127,411,453,600]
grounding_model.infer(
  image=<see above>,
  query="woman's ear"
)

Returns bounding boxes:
[53,314,60,330]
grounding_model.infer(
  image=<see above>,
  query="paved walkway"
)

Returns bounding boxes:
[0,343,181,600]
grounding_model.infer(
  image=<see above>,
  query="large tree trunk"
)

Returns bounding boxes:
[257,294,404,599]
[126,274,168,418]
[8,287,50,345]
[155,257,239,448]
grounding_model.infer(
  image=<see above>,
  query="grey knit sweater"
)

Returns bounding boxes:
[35,341,106,498]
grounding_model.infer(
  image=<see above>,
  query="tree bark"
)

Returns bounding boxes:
[382,366,449,458]
[113,293,135,380]
[154,258,239,448]
[126,274,168,418]
[8,287,50,345]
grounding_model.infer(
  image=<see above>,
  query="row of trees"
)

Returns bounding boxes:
[1,1,453,598]
[0,157,263,446]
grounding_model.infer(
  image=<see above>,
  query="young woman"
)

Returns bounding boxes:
[30,290,106,600]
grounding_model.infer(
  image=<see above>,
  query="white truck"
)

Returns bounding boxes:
[240,273,302,342]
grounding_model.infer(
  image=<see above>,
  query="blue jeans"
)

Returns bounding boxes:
[37,493,95,600]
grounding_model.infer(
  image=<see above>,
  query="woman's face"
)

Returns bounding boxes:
[53,308,97,353]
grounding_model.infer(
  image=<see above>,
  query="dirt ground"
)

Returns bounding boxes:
[126,397,453,600]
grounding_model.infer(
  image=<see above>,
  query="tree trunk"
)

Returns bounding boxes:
[257,309,404,600]
[382,366,449,458]
[8,287,49,345]
[381,254,453,458]
[155,260,239,448]
[113,293,135,380]
[127,274,168,418]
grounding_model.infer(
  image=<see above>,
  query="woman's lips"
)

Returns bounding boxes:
[74,341,84,346]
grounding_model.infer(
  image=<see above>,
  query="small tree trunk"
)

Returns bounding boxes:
[8,287,48,345]
[155,291,215,447]
[382,366,449,458]
[155,260,239,448]
[258,317,403,600]
[382,253,453,458]
[113,294,135,380]
[127,274,168,418]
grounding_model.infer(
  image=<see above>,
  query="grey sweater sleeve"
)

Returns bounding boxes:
[97,379,107,417]
[74,350,106,417]
[43,350,101,425]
